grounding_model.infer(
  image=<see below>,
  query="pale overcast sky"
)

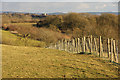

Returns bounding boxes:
[1,0,120,2]
[0,0,119,13]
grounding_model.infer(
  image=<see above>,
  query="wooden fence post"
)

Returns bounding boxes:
[79,38,82,53]
[72,39,75,53]
[59,40,61,50]
[85,41,89,53]
[82,37,85,52]
[107,38,110,58]
[88,38,91,52]
[83,36,86,52]
[69,40,72,53]
[111,38,114,62]
[58,40,61,50]
[113,40,118,63]
[64,39,67,51]
[94,38,98,55]
[116,46,119,63]
[75,38,77,53]
[90,35,92,53]
[77,38,80,53]
[99,36,103,57]
[82,38,83,52]
[61,39,64,50]
[113,40,115,62]
[93,38,95,53]
[67,40,70,52]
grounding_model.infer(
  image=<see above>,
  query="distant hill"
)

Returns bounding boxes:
[41,12,118,15]
[2,11,118,15]
[86,12,118,15]
[47,12,66,15]
[47,12,118,15]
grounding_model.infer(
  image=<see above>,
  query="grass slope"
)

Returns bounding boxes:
[2,44,118,78]
[2,30,46,47]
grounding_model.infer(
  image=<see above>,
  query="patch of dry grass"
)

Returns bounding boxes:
[2,30,46,47]
[2,44,119,78]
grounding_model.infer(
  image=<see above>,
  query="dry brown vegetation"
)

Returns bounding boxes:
[37,12,119,39]
[2,12,119,45]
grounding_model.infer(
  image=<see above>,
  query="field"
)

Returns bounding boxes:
[2,44,118,78]
[2,30,46,47]
[6,23,36,27]
[1,12,119,78]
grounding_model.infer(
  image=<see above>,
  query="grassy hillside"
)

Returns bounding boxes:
[2,44,118,78]
[1,12,119,78]
[2,30,46,47]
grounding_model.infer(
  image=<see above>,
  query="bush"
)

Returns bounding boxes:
[62,13,89,30]
[96,13,118,27]
[10,25,64,44]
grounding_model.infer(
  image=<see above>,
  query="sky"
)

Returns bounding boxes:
[1,0,120,2]
[0,0,119,13]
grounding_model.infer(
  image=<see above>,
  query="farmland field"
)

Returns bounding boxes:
[2,44,119,78]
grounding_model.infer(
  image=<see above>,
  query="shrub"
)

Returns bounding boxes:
[11,25,64,44]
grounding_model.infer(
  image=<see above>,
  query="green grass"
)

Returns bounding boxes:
[2,30,46,47]
[2,44,119,78]
[7,23,36,27]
